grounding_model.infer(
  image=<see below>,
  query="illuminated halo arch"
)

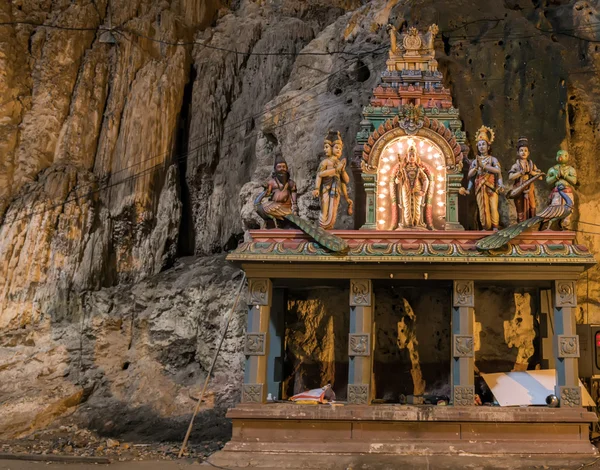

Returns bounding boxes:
[361,118,464,173]
[359,116,465,231]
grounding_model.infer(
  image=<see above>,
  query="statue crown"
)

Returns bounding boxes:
[475,125,495,145]
[324,130,343,145]
[516,136,529,149]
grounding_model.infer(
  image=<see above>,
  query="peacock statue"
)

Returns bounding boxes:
[475,184,573,251]
[284,213,348,253]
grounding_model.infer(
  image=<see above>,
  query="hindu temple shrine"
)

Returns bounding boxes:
[220,23,598,459]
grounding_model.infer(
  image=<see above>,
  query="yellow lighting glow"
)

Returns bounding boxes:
[376,136,446,231]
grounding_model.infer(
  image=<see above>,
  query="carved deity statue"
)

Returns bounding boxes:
[459,126,504,231]
[313,131,353,230]
[546,150,577,229]
[390,144,434,230]
[507,137,543,222]
[255,154,298,228]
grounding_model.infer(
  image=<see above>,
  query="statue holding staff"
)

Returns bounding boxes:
[459,126,504,231]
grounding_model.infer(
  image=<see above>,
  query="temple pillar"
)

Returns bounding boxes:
[361,174,377,230]
[445,172,464,230]
[243,278,273,403]
[553,280,582,407]
[348,279,374,404]
[451,280,475,406]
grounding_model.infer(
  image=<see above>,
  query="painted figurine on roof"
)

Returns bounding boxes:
[546,149,577,230]
[255,154,298,227]
[507,136,544,223]
[459,126,504,231]
[390,142,434,230]
[254,154,348,252]
[313,131,353,230]
[476,149,577,251]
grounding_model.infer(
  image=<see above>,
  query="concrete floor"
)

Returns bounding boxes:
[2,455,600,470]
[0,461,196,470]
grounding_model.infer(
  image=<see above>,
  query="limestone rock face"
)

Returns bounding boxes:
[2,0,600,440]
[0,254,245,441]
[0,0,200,328]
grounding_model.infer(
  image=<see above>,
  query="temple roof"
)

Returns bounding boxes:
[227,230,595,265]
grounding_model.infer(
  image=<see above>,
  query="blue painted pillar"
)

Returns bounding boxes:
[451,280,475,406]
[348,279,373,404]
[242,278,272,403]
[553,280,581,407]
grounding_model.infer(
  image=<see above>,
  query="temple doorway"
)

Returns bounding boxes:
[373,280,452,403]
[281,282,350,401]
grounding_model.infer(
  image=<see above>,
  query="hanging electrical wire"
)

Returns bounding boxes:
[5,14,600,54]
[0,45,386,208]
[2,14,600,230]
[0,94,350,226]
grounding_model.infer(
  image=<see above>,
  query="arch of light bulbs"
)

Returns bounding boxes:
[376,136,447,230]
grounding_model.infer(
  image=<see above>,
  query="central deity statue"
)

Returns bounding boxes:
[390,143,434,230]
[460,126,504,231]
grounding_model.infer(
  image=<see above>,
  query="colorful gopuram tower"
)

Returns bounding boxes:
[353,24,468,230]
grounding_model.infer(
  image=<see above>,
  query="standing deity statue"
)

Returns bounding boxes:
[255,154,298,228]
[312,131,353,230]
[459,126,504,231]
[390,143,434,230]
[507,137,543,223]
[546,150,577,230]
